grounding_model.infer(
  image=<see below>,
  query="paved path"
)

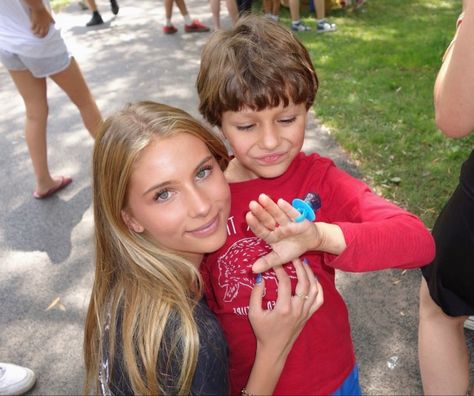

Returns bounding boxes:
[0,1,471,394]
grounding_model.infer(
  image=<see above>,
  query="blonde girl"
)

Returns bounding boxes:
[84,101,323,395]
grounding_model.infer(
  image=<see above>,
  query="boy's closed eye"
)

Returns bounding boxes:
[278,116,297,125]
[236,124,255,131]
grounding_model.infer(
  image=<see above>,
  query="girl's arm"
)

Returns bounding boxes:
[243,259,323,395]
[434,1,474,137]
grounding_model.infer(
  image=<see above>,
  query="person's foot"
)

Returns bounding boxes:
[291,21,311,32]
[163,24,178,34]
[33,176,73,199]
[86,11,104,26]
[316,19,336,33]
[184,20,210,33]
[0,363,36,395]
[110,0,119,15]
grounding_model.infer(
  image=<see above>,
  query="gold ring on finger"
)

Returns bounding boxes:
[296,292,309,300]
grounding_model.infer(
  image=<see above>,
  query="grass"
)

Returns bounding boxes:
[272,0,474,228]
[51,0,72,12]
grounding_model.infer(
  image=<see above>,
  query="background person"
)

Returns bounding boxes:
[0,0,102,199]
[418,1,474,394]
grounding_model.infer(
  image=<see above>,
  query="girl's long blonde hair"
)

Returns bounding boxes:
[83,101,229,395]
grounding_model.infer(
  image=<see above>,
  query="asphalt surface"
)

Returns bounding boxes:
[0,0,472,394]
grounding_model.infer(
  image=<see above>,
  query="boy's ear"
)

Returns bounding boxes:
[121,209,145,233]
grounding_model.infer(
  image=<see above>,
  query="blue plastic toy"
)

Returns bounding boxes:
[292,192,321,223]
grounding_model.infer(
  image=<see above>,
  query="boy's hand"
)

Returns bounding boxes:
[246,194,322,273]
[27,2,54,37]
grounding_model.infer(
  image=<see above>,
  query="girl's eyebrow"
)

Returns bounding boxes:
[142,155,213,196]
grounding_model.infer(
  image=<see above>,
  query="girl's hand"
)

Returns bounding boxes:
[30,7,54,38]
[244,258,323,395]
[248,258,323,360]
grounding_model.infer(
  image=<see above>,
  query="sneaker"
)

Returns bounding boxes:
[184,19,210,33]
[163,24,178,34]
[291,21,311,32]
[465,316,474,331]
[110,0,119,15]
[316,19,336,33]
[0,363,36,395]
[86,11,104,27]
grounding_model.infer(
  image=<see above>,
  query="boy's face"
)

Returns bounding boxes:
[220,102,307,181]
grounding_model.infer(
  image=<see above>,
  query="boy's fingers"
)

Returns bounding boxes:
[249,200,278,231]
[259,194,292,226]
[252,251,285,273]
[277,198,302,221]
[246,211,272,240]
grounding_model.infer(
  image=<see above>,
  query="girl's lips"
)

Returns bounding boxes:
[187,215,219,237]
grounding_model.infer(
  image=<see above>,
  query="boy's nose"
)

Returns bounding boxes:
[259,126,281,150]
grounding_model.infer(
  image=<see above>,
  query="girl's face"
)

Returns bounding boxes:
[122,133,230,266]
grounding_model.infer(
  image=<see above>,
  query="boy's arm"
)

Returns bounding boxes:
[23,0,54,38]
[248,166,435,273]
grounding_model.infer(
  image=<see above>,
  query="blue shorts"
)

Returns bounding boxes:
[0,48,71,78]
[332,365,361,396]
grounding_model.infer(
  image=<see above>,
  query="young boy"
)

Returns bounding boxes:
[196,15,435,395]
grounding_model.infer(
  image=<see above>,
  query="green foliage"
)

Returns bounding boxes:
[50,0,71,12]
[279,0,473,227]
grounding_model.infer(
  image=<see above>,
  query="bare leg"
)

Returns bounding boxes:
[164,0,174,20]
[288,0,300,22]
[9,69,60,195]
[419,277,470,395]
[210,0,220,30]
[86,0,98,11]
[313,0,324,19]
[272,0,280,16]
[263,0,271,14]
[50,58,102,138]
[174,0,189,17]
[225,0,239,25]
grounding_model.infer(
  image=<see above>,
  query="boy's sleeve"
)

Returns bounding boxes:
[319,165,435,272]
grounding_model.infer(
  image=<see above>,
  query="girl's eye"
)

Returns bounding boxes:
[196,165,213,180]
[279,116,296,124]
[153,189,171,202]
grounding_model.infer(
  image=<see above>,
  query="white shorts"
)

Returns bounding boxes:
[0,48,71,78]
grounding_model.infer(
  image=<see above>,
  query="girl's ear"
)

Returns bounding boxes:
[121,209,145,233]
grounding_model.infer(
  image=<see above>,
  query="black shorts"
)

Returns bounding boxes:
[421,149,474,317]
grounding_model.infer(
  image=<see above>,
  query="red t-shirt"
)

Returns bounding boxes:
[202,152,435,395]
